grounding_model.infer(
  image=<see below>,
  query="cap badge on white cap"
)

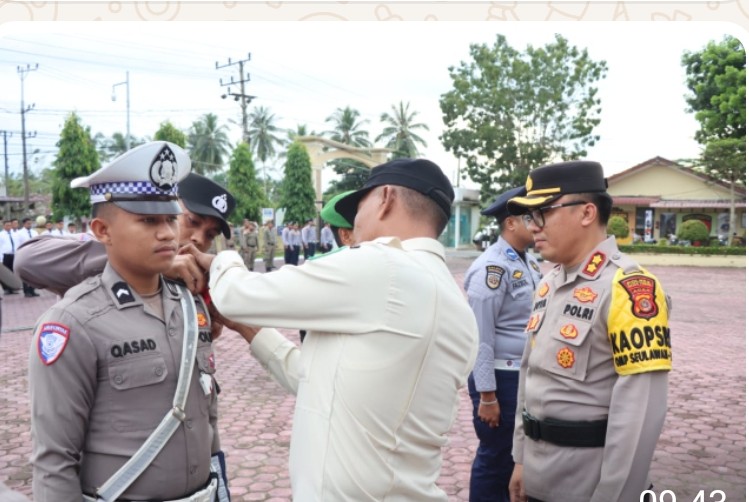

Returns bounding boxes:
[212,194,228,214]
[149,145,179,191]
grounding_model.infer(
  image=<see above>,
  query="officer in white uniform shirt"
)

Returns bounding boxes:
[191,158,479,502]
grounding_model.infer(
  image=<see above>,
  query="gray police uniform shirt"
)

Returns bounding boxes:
[512,236,671,502]
[16,234,106,296]
[29,263,219,501]
[463,237,541,391]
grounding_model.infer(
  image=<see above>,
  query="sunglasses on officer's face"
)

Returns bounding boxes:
[521,200,587,229]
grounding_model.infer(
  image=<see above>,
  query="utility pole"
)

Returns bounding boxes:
[216,53,255,144]
[112,71,131,150]
[1,130,11,220]
[18,63,37,214]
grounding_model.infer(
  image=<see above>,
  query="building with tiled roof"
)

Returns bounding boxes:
[607,156,745,243]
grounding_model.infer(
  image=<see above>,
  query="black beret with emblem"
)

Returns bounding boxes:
[481,186,525,223]
[507,160,608,214]
[71,141,190,215]
[178,173,236,239]
[334,158,454,224]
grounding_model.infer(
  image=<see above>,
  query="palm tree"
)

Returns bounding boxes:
[324,106,372,148]
[187,113,231,175]
[324,107,372,193]
[247,106,284,195]
[375,101,429,159]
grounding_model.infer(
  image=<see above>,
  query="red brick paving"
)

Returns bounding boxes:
[0,255,745,500]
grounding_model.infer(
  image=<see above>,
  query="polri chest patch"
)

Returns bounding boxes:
[37,322,70,366]
[485,265,505,290]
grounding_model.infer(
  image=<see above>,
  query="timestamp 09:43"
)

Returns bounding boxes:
[641,490,727,502]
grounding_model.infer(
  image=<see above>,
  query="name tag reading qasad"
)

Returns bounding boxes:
[37,322,71,366]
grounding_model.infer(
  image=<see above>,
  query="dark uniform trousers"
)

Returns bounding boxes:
[468,371,518,502]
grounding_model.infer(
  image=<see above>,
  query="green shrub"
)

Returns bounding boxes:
[657,238,669,246]
[607,216,629,239]
[677,220,709,244]
[619,245,746,256]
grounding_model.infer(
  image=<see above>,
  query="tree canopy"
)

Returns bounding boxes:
[227,142,268,224]
[278,142,316,224]
[683,35,746,237]
[440,34,607,202]
[683,35,746,143]
[154,121,187,148]
[375,101,428,159]
[324,106,373,194]
[51,113,99,221]
[188,113,231,175]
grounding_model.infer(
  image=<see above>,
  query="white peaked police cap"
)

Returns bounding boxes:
[71,141,191,215]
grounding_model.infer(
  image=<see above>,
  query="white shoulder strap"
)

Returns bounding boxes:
[96,284,200,502]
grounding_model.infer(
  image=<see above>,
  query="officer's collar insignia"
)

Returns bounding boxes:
[486,265,505,290]
[557,347,575,368]
[37,322,70,366]
[112,282,136,304]
[560,323,579,340]
[573,287,598,303]
[582,251,606,277]
[149,145,179,191]
[505,248,519,261]
[512,269,523,280]
[212,194,228,214]
[530,261,540,273]
[538,283,549,298]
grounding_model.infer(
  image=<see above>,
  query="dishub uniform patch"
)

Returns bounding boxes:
[37,322,71,365]
[485,265,505,290]
[608,268,672,376]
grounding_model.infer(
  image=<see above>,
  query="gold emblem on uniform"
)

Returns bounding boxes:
[560,324,578,339]
[573,287,597,303]
[512,270,523,280]
[526,313,540,332]
[538,283,549,298]
[557,347,575,368]
[582,251,606,277]
[197,312,208,328]
[526,176,533,191]
[485,265,505,290]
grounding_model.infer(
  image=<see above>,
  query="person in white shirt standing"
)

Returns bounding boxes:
[1,220,20,294]
[15,218,40,296]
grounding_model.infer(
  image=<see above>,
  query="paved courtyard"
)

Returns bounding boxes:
[0,254,745,500]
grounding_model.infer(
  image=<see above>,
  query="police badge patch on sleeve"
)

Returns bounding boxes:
[37,322,71,366]
[485,265,505,290]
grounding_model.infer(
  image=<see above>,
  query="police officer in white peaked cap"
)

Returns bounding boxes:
[29,141,229,502]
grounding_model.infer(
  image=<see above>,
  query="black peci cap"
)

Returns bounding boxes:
[178,173,236,239]
[508,161,608,214]
[335,158,454,224]
[481,186,526,223]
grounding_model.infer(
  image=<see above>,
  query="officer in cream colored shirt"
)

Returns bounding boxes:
[193,158,479,501]
[506,161,671,502]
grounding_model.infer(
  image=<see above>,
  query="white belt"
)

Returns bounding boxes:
[83,477,217,502]
[494,358,521,371]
